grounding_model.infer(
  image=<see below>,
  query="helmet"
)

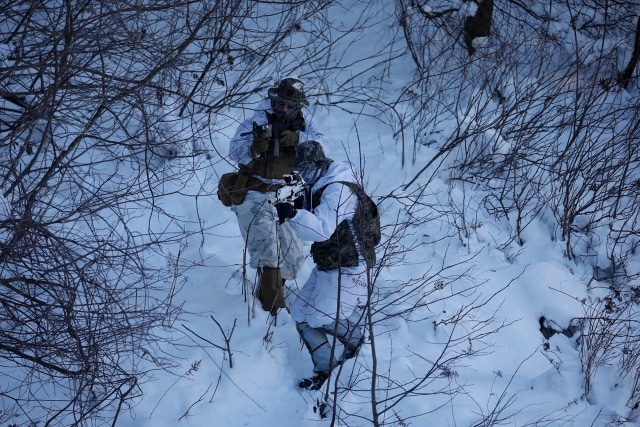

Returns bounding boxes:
[294,141,333,168]
[293,141,333,185]
[268,78,309,107]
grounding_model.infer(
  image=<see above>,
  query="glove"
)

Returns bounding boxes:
[251,137,269,158]
[279,130,298,147]
[275,202,297,224]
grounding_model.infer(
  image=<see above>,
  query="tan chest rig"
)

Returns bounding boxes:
[246,112,306,181]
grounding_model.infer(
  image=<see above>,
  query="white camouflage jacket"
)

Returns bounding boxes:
[288,161,368,328]
[228,98,328,166]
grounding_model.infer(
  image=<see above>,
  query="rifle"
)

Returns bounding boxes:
[239,115,305,157]
[239,122,273,158]
[240,121,273,138]
[268,172,306,205]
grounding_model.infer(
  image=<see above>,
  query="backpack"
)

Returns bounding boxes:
[310,181,381,271]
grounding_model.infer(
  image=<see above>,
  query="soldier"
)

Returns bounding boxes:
[228,78,328,316]
[275,141,373,390]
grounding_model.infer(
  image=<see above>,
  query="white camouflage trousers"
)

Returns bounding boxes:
[296,307,364,375]
[231,190,305,280]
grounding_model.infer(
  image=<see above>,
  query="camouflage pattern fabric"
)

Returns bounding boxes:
[296,307,364,374]
[310,181,379,270]
[228,98,328,167]
[310,220,360,270]
[268,78,309,107]
[294,140,333,172]
[287,161,370,329]
[290,265,368,328]
[231,191,305,280]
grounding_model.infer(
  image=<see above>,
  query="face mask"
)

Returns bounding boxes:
[299,163,330,186]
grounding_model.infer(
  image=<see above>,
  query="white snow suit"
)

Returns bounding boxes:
[228,98,327,312]
[287,161,369,374]
[229,98,327,167]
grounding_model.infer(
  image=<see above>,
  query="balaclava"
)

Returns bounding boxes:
[294,141,333,186]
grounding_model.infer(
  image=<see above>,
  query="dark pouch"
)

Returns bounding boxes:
[310,229,360,271]
[217,172,250,206]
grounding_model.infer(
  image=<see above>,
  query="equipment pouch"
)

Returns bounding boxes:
[217,172,250,206]
[310,222,360,271]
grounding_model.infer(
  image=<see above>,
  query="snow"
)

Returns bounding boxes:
[116,99,637,427]
[3,2,640,426]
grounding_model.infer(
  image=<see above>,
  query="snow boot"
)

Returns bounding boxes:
[298,372,328,390]
[341,335,364,361]
[256,267,286,315]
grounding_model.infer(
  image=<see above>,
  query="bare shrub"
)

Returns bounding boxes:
[0,0,335,424]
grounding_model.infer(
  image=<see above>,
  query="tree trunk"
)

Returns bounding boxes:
[617,17,640,89]
[463,0,494,55]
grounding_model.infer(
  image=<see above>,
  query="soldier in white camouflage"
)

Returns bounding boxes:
[228,78,328,316]
[274,141,370,391]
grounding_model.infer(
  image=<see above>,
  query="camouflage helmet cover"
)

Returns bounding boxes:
[293,140,333,168]
[268,78,310,107]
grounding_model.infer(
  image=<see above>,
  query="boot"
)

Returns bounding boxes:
[257,267,286,315]
[341,335,364,361]
[298,372,328,390]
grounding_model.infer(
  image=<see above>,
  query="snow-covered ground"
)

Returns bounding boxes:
[117,98,639,426]
[117,3,640,426]
[2,2,639,426]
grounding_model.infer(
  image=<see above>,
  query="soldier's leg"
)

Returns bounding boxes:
[231,191,281,270]
[296,322,336,375]
[340,307,365,360]
[277,221,305,280]
[319,308,364,361]
[256,266,286,315]
[232,192,287,314]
